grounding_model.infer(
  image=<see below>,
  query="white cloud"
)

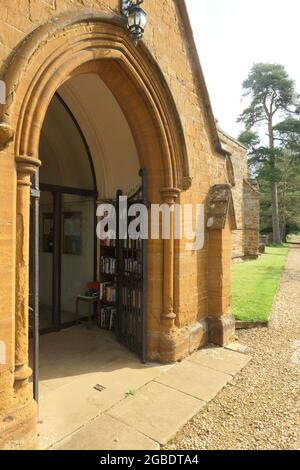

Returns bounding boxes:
[186,0,300,138]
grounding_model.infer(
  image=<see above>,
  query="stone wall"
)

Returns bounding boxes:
[0,0,235,448]
[218,128,260,260]
[0,0,229,330]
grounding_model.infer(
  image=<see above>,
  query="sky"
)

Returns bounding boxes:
[186,0,300,139]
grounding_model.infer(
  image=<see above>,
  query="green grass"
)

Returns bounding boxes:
[232,245,289,322]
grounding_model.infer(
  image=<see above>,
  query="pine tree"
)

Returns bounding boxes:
[238,63,300,243]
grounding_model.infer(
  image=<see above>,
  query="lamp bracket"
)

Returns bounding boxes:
[121,0,144,17]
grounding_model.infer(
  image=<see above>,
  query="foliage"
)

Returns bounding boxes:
[259,154,300,236]
[274,117,300,154]
[238,63,299,129]
[238,63,300,241]
[232,245,289,322]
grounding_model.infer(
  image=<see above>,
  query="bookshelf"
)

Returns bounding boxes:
[98,238,117,331]
[97,169,148,363]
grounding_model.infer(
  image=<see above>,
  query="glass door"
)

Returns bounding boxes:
[37,187,96,332]
[39,190,56,331]
[60,194,95,326]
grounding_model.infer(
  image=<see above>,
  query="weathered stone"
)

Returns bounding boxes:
[188,345,251,376]
[108,381,205,446]
[218,128,260,260]
[155,360,231,402]
[208,314,236,347]
[54,414,159,451]
[0,123,14,150]
[0,400,37,450]
[0,1,240,449]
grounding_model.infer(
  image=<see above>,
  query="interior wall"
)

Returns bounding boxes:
[38,72,141,328]
[58,73,140,199]
[39,95,94,190]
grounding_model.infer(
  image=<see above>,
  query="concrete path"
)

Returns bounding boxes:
[166,243,300,450]
[35,327,250,450]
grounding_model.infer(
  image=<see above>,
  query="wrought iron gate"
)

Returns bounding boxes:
[115,169,148,363]
[30,171,40,402]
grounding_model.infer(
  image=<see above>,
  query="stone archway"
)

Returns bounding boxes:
[0,10,191,448]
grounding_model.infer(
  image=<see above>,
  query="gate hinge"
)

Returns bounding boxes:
[30,188,40,199]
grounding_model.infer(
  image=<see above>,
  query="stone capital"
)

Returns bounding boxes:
[162,309,177,322]
[160,187,181,204]
[15,156,41,187]
[14,365,33,383]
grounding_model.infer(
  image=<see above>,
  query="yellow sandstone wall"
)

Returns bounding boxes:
[218,129,249,259]
[0,0,228,346]
[0,0,232,448]
[218,129,260,260]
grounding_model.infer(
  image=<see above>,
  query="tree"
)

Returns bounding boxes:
[238,63,300,243]
[240,115,300,241]
[274,117,300,156]
[274,118,300,240]
[257,153,300,241]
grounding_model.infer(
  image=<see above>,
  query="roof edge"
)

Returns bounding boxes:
[179,1,227,157]
[218,126,248,151]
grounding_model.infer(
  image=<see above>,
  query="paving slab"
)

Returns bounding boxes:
[37,376,125,449]
[36,328,251,450]
[225,342,252,355]
[36,327,172,449]
[107,381,206,446]
[155,360,231,402]
[54,414,159,451]
[188,345,251,376]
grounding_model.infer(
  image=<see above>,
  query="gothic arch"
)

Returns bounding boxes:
[0,10,191,191]
[0,10,193,390]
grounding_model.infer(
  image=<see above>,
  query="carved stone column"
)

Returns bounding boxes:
[14,156,40,396]
[160,187,180,330]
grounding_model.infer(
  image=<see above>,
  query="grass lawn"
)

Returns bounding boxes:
[232,245,289,322]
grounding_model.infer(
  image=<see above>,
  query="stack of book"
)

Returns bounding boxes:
[100,283,117,303]
[85,282,100,298]
[99,307,116,330]
[100,256,116,275]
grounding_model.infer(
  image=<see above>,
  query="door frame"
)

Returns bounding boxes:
[39,183,98,335]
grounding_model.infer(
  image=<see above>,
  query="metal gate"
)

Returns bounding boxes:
[115,169,148,363]
[30,171,40,402]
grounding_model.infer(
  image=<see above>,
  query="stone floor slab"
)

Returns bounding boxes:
[225,342,252,355]
[37,375,125,449]
[35,328,251,450]
[155,360,231,402]
[54,414,159,450]
[107,381,206,446]
[36,327,170,449]
[188,345,251,376]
